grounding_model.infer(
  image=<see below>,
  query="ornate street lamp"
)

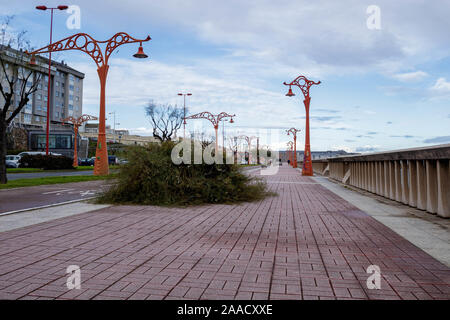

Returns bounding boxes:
[284,75,321,176]
[286,127,301,168]
[61,114,98,168]
[178,92,192,139]
[184,111,235,153]
[35,5,69,155]
[27,32,151,176]
[287,141,294,166]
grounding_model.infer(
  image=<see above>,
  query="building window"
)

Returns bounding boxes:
[31,134,72,150]
[55,91,59,97]
[24,114,32,124]
[35,116,40,122]
[56,81,59,87]
[37,94,42,100]
[68,104,73,110]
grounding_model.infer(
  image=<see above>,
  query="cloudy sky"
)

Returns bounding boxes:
[1,0,449,152]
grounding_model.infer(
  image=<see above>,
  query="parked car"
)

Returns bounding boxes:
[108,155,118,165]
[5,155,21,168]
[78,158,95,166]
[6,160,18,168]
[18,151,62,157]
[117,158,129,165]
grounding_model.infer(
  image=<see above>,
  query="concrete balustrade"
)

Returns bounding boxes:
[311,144,450,218]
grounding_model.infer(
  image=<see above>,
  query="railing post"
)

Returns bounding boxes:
[408,160,418,207]
[437,159,449,218]
[379,161,385,196]
[374,162,379,194]
[401,160,409,205]
[384,161,390,198]
[426,160,438,214]
[394,161,402,202]
[389,161,396,200]
[417,160,427,210]
[366,162,370,191]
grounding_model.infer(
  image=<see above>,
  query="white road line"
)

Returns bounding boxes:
[0,197,97,217]
[42,188,75,195]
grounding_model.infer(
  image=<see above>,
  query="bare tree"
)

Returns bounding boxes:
[145,101,184,142]
[0,16,40,184]
[190,130,215,148]
[227,136,239,164]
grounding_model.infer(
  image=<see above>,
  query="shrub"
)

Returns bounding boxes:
[97,141,274,206]
[19,154,74,170]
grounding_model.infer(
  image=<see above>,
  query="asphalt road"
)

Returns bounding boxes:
[0,180,112,214]
[7,170,94,181]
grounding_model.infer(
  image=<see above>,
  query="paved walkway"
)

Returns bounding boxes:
[0,166,448,300]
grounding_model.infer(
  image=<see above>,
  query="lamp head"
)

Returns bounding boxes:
[229,117,234,124]
[286,86,295,97]
[29,55,37,66]
[57,5,69,10]
[36,5,47,10]
[133,43,148,59]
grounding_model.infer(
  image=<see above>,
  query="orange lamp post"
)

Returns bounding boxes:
[184,111,235,153]
[286,128,301,168]
[287,141,293,166]
[284,75,320,176]
[61,114,98,167]
[27,32,151,176]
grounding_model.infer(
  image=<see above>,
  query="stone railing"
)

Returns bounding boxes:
[312,144,450,218]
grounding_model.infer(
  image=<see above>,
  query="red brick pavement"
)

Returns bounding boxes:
[0,166,449,300]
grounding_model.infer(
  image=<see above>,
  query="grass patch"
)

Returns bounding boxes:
[7,165,120,174]
[0,175,113,189]
[97,142,275,206]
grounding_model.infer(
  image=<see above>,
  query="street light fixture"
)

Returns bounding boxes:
[27,32,151,176]
[184,111,235,153]
[178,92,192,139]
[61,114,98,168]
[35,4,69,156]
[108,111,120,143]
[283,75,321,176]
[286,128,301,168]
[287,141,294,165]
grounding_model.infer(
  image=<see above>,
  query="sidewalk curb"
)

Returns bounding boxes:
[0,197,97,217]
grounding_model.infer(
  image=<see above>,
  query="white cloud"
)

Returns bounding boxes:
[431,77,450,93]
[392,71,428,82]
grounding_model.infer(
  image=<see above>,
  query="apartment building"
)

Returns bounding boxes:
[1,45,85,155]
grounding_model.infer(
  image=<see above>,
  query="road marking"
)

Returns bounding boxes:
[42,189,75,195]
[0,197,98,217]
